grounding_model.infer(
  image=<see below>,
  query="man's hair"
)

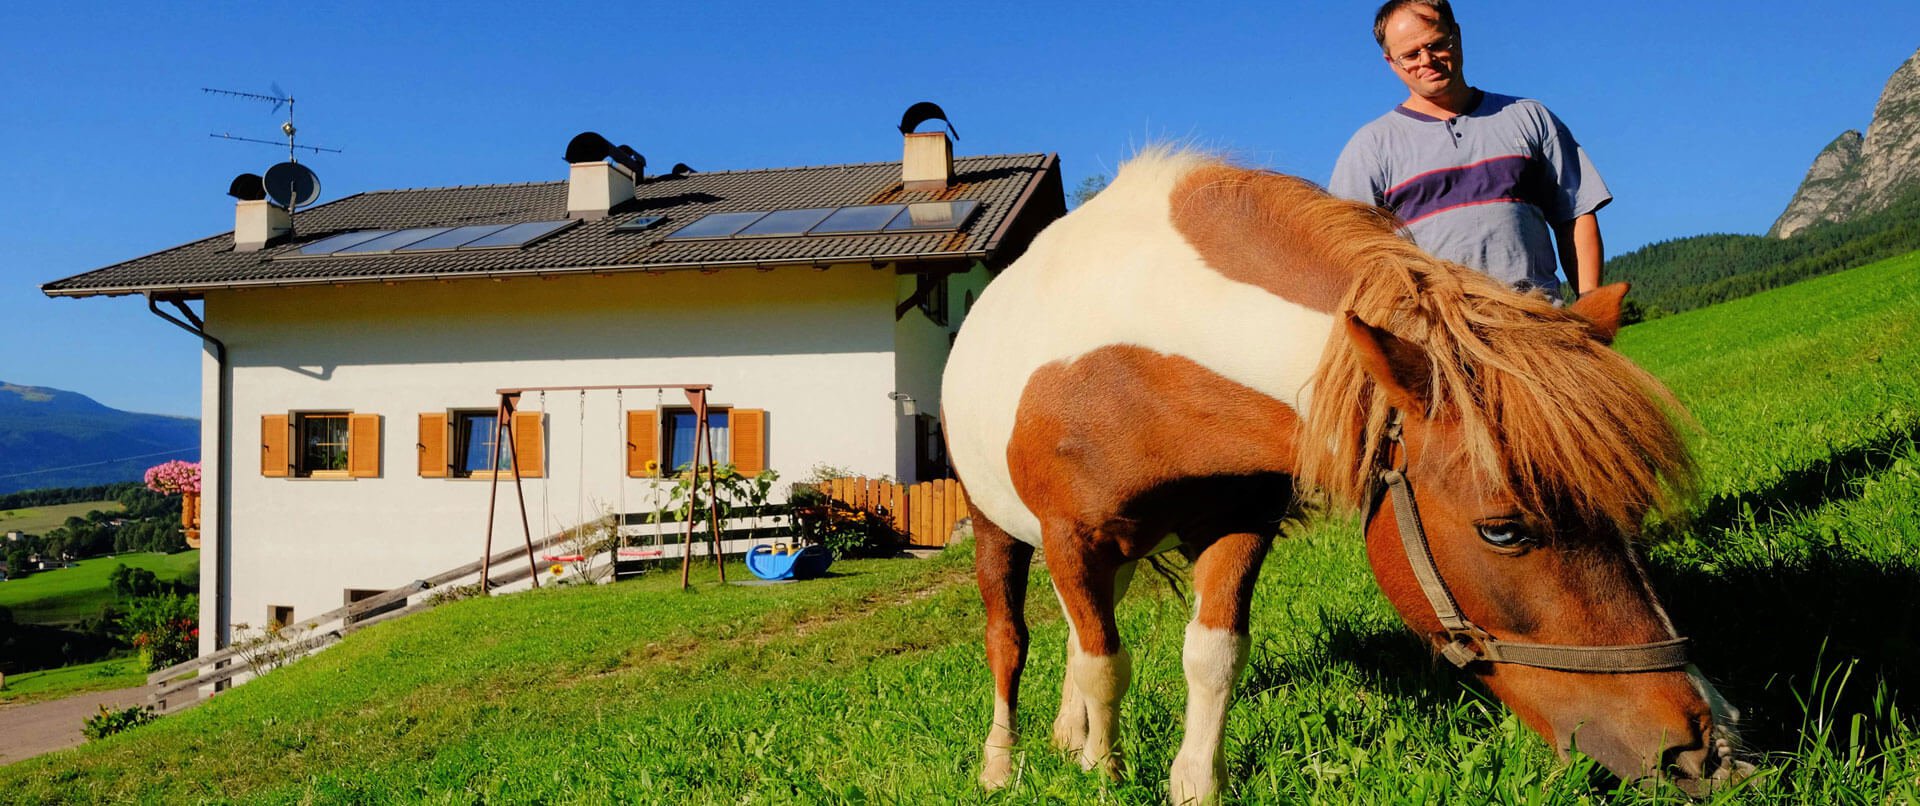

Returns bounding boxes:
[1372,0,1458,49]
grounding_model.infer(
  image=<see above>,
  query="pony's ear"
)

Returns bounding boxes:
[1568,282,1630,344]
[1343,313,1428,412]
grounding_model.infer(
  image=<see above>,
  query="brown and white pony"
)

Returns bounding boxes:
[942,149,1743,802]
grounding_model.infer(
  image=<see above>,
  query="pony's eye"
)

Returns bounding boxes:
[1477,523,1528,547]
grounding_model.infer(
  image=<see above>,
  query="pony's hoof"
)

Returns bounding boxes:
[1169,755,1222,804]
[1078,749,1123,779]
[980,753,1014,790]
[1051,719,1087,753]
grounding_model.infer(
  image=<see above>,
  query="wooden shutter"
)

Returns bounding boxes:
[348,413,382,478]
[417,412,449,478]
[732,408,767,474]
[261,414,290,477]
[626,410,658,477]
[512,410,544,478]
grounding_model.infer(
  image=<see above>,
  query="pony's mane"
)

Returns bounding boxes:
[1244,166,1701,533]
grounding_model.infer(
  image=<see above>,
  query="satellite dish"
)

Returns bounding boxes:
[263,162,321,209]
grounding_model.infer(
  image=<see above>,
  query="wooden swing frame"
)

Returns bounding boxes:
[479,383,726,593]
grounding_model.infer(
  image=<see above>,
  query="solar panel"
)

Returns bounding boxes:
[298,230,390,255]
[334,227,454,254]
[885,200,980,232]
[459,219,575,249]
[663,211,769,240]
[737,208,834,237]
[807,204,905,235]
[614,215,665,232]
[396,224,514,252]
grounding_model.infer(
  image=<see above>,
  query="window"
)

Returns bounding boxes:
[344,588,403,625]
[451,411,512,477]
[297,413,351,477]
[268,605,294,630]
[627,408,765,477]
[416,409,543,479]
[662,408,730,471]
[262,412,381,479]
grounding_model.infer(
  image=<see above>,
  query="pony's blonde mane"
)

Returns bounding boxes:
[1260,169,1699,532]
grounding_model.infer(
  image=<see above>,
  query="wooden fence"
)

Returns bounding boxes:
[818,476,969,546]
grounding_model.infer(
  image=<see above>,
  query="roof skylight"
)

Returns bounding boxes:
[284,219,578,258]
[663,200,980,241]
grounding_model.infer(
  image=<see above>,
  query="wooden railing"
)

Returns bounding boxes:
[817,476,969,546]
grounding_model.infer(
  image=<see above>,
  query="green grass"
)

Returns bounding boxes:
[0,551,198,626]
[2,253,1918,802]
[0,500,122,538]
[0,658,145,706]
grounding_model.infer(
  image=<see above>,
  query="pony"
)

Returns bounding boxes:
[941,148,1746,802]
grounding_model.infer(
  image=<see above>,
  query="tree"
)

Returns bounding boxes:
[1071,174,1110,209]
[3,548,28,579]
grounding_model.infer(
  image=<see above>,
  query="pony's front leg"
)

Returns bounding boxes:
[975,511,1034,790]
[1049,543,1132,778]
[1170,532,1265,805]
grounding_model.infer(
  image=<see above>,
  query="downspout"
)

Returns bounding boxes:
[147,294,230,652]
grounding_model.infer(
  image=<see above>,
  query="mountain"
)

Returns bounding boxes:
[1771,48,1920,237]
[0,382,199,495]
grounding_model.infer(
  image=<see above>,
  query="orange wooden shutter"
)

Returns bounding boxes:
[348,413,382,478]
[261,414,290,477]
[731,408,767,474]
[417,412,448,478]
[626,410,658,477]
[511,411,544,478]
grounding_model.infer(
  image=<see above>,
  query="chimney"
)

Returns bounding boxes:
[233,200,290,252]
[899,102,957,191]
[903,132,953,191]
[567,161,636,220]
[564,131,643,220]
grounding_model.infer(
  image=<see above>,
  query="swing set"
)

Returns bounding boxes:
[478,383,726,592]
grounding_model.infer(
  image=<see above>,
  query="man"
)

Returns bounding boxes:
[1330,0,1609,298]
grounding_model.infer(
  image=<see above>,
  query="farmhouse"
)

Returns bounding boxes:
[42,121,1065,655]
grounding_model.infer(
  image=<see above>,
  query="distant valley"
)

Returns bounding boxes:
[0,382,198,495]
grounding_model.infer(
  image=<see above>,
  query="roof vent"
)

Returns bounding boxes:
[900,102,957,192]
[564,131,643,220]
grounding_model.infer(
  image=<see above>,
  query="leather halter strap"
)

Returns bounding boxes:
[1368,410,1692,674]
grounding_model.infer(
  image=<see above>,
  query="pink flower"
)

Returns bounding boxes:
[144,461,201,495]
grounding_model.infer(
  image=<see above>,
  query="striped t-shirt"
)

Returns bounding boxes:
[1329,91,1611,294]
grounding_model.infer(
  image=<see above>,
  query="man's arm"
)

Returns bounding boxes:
[1552,212,1604,296]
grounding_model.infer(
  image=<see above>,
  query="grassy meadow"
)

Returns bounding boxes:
[0,658,145,705]
[0,500,123,539]
[1,253,1917,803]
[0,551,198,627]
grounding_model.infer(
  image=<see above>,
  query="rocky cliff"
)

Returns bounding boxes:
[1771,48,1920,238]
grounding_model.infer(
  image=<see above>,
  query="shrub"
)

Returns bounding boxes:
[119,594,197,671]
[82,704,156,740]
[788,485,899,559]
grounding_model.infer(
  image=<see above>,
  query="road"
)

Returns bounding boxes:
[0,685,150,765]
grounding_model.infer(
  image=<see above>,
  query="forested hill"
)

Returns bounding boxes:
[1607,185,1920,320]
[0,383,198,495]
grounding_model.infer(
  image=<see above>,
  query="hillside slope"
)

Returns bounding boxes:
[0,383,198,495]
[2,259,1917,803]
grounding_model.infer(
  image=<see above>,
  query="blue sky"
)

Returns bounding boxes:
[3,1,1917,418]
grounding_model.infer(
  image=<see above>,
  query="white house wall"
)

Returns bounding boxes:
[198,266,906,651]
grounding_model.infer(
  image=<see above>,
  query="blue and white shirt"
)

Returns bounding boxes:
[1329,91,1611,294]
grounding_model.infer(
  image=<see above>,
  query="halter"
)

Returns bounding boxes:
[1366,410,1692,673]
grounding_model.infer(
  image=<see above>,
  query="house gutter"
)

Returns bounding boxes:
[44,249,994,299]
[145,294,230,652]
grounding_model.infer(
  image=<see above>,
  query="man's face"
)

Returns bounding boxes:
[1381,8,1465,100]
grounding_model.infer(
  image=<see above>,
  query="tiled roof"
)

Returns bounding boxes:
[43,153,1059,298]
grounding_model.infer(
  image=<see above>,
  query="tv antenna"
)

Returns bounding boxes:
[203,84,343,162]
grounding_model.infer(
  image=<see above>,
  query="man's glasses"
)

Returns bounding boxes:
[1391,35,1456,68]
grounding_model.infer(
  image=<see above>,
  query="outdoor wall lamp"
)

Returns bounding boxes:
[888,391,918,416]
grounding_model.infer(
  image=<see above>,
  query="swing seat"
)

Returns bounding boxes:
[745,544,833,581]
